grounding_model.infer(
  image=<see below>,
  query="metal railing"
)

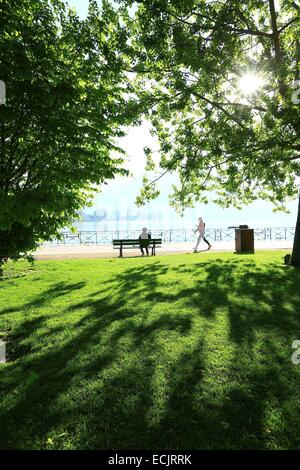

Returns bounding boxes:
[42,227,295,246]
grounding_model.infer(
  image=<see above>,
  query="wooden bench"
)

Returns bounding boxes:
[112,238,162,257]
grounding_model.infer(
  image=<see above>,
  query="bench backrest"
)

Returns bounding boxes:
[113,238,162,247]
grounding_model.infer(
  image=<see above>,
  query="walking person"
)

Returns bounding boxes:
[139,227,151,256]
[193,217,212,252]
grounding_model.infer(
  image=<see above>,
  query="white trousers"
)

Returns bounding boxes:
[195,232,208,248]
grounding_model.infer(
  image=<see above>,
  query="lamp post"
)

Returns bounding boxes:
[290,185,300,267]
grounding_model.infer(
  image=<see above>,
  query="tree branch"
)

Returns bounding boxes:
[268,0,287,97]
[144,169,169,188]
[226,27,272,38]
[190,90,248,129]
[278,17,299,33]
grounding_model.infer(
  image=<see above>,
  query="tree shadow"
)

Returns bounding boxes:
[1,256,300,449]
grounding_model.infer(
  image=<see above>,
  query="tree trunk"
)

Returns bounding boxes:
[291,197,300,267]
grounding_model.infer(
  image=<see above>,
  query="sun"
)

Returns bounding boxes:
[238,73,265,96]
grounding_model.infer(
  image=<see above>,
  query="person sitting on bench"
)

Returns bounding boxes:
[139,227,151,256]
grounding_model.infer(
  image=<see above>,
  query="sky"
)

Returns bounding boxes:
[66,0,298,229]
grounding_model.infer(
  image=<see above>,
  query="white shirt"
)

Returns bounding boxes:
[197,220,205,235]
[140,231,148,239]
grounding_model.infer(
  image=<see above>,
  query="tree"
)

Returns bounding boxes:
[122,0,300,264]
[0,0,136,269]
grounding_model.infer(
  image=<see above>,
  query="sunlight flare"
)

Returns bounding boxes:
[238,73,265,96]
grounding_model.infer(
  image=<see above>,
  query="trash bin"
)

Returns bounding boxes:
[234,225,254,253]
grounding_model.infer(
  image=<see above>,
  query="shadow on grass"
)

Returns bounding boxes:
[1,257,300,449]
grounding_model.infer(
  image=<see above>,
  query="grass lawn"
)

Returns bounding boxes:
[1,251,300,450]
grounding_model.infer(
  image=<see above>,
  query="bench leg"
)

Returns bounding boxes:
[152,243,156,256]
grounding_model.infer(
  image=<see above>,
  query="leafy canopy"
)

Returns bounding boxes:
[120,0,300,212]
[0,0,136,261]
